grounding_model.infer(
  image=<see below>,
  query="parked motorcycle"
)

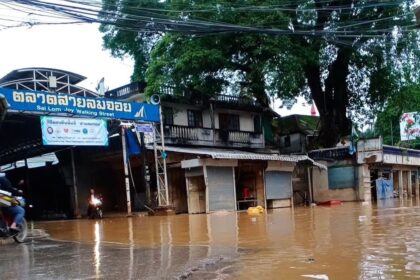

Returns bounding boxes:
[0,190,28,243]
[88,195,103,219]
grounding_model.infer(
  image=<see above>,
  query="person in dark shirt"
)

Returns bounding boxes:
[0,175,25,231]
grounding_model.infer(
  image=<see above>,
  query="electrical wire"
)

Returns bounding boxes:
[0,0,416,37]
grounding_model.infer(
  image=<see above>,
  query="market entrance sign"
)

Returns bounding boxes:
[0,87,160,122]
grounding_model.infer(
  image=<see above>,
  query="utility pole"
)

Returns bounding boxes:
[70,148,80,218]
[121,127,132,216]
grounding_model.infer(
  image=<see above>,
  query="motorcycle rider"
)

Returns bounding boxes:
[0,175,25,232]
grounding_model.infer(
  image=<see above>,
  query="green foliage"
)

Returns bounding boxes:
[376,85,420,147]
[99,0,420,146]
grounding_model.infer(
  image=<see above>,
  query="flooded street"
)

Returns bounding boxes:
[4,200,420,279]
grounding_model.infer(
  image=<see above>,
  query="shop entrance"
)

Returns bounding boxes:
[186,176,206,214]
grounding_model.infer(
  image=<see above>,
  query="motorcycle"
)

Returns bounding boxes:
[88,195,103,219]
[0,190,28,243]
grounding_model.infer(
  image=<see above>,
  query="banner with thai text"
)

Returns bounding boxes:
[0,87,160,122]
[41,116,108,146]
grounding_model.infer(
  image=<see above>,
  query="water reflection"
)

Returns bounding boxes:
[35,199,420,279]
[94,221,101,279]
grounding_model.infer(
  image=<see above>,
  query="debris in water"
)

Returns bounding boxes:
[302,274,329,280]
[358,216,367,222]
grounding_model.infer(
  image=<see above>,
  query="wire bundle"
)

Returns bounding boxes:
[0,0,417,40]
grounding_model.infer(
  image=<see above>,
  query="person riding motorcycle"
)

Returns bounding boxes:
[0,175,25,232]
[87,188,103,218]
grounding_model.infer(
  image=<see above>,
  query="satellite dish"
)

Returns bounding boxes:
[150,94,160,105]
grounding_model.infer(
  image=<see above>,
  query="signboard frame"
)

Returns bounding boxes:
[0,87,160,122]
[41,116,109,146]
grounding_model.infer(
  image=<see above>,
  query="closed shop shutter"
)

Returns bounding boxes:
[328,166,355,189]
[265,171,292,199]
[206,166,235,211]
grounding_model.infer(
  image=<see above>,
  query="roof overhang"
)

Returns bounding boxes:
[0,93,8,120]
[147,145,326,169]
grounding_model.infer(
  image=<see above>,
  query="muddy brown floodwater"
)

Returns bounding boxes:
[37,199,420,280]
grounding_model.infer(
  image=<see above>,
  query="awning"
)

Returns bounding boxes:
[0,153,59,171]
[147,145,326,169]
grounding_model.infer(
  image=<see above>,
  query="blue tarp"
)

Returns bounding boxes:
[376,179,393,200]
[126,129,141,158]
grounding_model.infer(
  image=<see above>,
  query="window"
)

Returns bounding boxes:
[219,113,240,131]
[253,115,262,133]
[187,110,203,127]
[284,136,291,147]
[162,107,174,125]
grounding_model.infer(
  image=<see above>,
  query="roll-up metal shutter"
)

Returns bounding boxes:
[206,166,235,211]
[265,171,292,199]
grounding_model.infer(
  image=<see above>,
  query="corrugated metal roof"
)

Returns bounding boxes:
[0,153,59,171]
[147,145,326,169]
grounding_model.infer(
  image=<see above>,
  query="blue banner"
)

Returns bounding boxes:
[0,87,160,122]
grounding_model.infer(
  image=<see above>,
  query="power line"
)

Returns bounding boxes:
[0,0,417,39]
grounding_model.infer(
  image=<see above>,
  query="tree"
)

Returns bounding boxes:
[99,0,420,147]
[376,85,420,148]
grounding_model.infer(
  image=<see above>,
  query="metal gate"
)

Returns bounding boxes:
[265,171,292,199]
[206,166,235,211]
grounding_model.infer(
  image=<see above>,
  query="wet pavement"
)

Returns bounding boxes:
[2,199,420,279]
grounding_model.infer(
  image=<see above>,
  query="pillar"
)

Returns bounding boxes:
[399,169,403,199]
[362,164,371,202]
[416,170,420,197]
[408,171,413,198]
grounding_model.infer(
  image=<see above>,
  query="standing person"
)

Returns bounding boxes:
[0,175,25,232]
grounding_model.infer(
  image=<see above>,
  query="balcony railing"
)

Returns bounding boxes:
[214,94,259,107]
[104,83,261,108]
[105,82,146,99]
[158,86,261,108]
[161,125,264,148]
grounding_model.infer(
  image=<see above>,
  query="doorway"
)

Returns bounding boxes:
[187,176,206,214]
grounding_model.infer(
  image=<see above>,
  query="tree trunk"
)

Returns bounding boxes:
[248,65,269,107]
[305,48,351,148]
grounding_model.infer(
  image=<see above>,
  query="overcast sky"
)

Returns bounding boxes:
[0,22,311,116]
[0,23,133,91]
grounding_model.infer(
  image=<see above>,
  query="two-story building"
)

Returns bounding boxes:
[105,82,324,214]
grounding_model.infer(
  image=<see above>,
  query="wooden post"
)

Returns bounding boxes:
[307,167,313,204]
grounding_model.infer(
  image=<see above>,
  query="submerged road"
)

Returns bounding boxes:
[2,199,420,279]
